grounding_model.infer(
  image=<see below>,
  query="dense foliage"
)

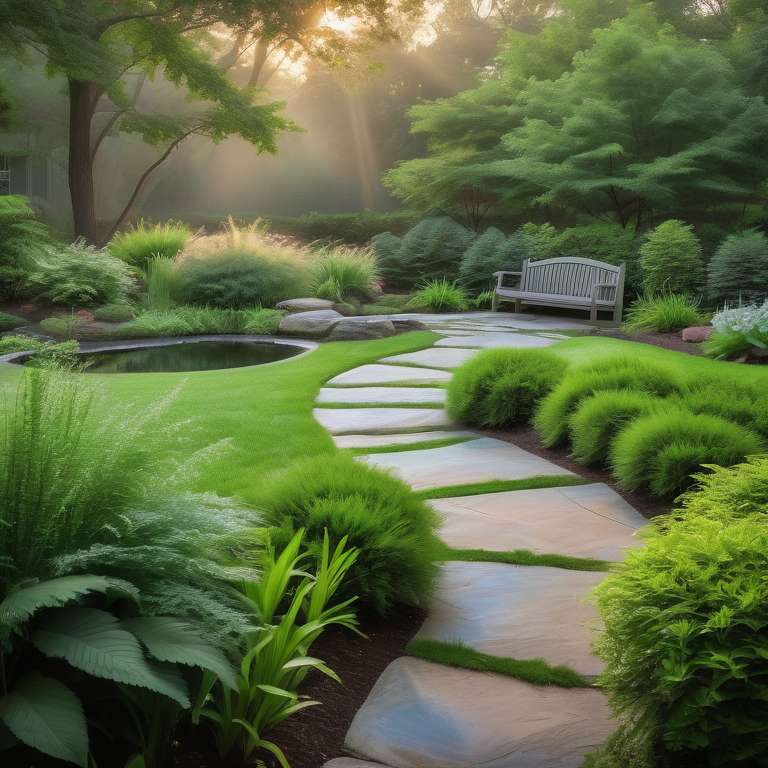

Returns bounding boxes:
[109,221,191,270]
[639,221,705,296]
[594,456,768,766]
[448,347,568,428]
[459,228,528,294]
[707,230,768,305]
[260,454,441,615]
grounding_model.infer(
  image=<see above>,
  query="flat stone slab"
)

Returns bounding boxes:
[276,298,336,313]
[380,348,477,370]
[333,431,479,449]
[397,311,594,332]
[415,562,605,677]
[435,333,558,349]
[314,408,454,434]
[324,761,393,768]
[326,364,452,386]
[344,657,614,768]
[317,387,446,405]
[356,438,574,490]
[433,483,646,562]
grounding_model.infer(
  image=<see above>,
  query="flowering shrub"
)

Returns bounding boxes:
[704,299,768,358]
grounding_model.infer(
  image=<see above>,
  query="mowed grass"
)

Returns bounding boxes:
[0,332,440,505]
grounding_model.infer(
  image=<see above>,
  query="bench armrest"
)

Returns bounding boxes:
[591,281,618,299]
[493,271,522,289]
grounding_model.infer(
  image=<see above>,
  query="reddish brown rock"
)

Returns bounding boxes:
[682,325,712,342]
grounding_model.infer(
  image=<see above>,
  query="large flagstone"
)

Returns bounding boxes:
[326,364,452,386]
[435,333,558,349]
[415,562,605,677]
[344,657,614,768]
[433,483,646,561]
[356,438,574,490]
[314,408,454,434]
[317,387,446,405]
[379,348,477,369]
[333,431,478,449]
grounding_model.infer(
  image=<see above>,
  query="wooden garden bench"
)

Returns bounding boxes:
[492,257,626,325]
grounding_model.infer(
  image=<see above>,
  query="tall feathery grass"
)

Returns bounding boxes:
[310,244,379,302]
[109,220,191,269]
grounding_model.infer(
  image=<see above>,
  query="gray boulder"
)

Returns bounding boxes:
[390,318,429,333]
[325,318,396,342]
[278,310,344,338]
[276,298,336,313]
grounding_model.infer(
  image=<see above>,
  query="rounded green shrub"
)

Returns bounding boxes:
[25,239,135,307]
[93,303,136,323]
[609,410,765,497]
[448,347,568,429]
[374,217,475,289]
[109,220,191,270]
[707,229,768,304]
[259,455,441,615]
[175,248,309,309]
[594,459,768,765]
[459,228,528,294]
[639,220,705,296]
[0,311,27,331]
[533,355,688,447]
[568,390,669,466]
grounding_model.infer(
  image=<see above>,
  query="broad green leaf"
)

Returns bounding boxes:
[256,684,296,699]
[121,617,237,690]
[0,671,88,767]
[32,607,190,707]
[0,575,137,627]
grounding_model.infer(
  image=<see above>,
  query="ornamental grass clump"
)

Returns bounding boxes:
[109,219,191,270]
[407,278,469,313]
[174,220,309,309]
[593,455,768,766]
[703,299,768,359]
[533,355,687,447]
[609,409,765,497]
[623,292,707,333]
[568,390,670,466]
[310,244,379,302]
[447,347,568,428]
[259,454,441,615]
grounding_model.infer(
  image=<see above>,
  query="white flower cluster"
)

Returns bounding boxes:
[711,299,768,336]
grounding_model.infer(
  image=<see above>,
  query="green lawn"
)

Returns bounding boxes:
[0,332,439,506]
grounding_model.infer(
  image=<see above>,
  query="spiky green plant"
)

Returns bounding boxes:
[407,278,469,313]
[144,256,179,312]
[624,293,708,333]
[310,244,379,302]
[109,220,191,270]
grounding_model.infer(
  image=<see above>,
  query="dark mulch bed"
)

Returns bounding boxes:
[584,326,702,356]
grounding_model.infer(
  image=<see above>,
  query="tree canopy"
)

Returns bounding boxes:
[384,2,768,229]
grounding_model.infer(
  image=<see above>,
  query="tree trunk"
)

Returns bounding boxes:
[68,79,100,244]
[248,38,270,87]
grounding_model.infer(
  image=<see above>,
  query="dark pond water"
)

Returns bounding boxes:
[80,341,305,374]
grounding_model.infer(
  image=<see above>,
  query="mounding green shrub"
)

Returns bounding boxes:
[708,229,768,304]
[0,195,54,300]
[93,303,136,323]
[109,219,191,270]
[0,311,26,331]
[623,293,707,333]
[374,217,476,289]
[309,244,379,302]
[267,210,420,243]
[609,409,765,497]
[407,278,470,313]
[174,224,309,309]
[639,220,705,296]
[534,355,688,447]
[448,348,568,429]
[24,239,135,307]
[568,390,669,466]
[259,454,441,615]
[459,228,529,294]
[593,459,768,765]
[674,377,768,438]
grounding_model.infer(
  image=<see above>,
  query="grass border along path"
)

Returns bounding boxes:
[0,332,440,506]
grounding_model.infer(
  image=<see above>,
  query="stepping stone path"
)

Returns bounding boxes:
[311,312,646,768]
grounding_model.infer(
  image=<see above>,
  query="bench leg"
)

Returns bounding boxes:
[492,291,500,311]
[514,298,521,314]
[590,305,598,322]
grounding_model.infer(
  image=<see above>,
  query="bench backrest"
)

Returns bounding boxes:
[520,257,623,299]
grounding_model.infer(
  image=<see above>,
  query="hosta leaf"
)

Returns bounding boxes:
[0,575,137,627]
[0,672,88,767]
[32,607,190,707]
[120,617,237,690]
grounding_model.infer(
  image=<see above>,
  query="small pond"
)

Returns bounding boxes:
[78,340,306,374]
